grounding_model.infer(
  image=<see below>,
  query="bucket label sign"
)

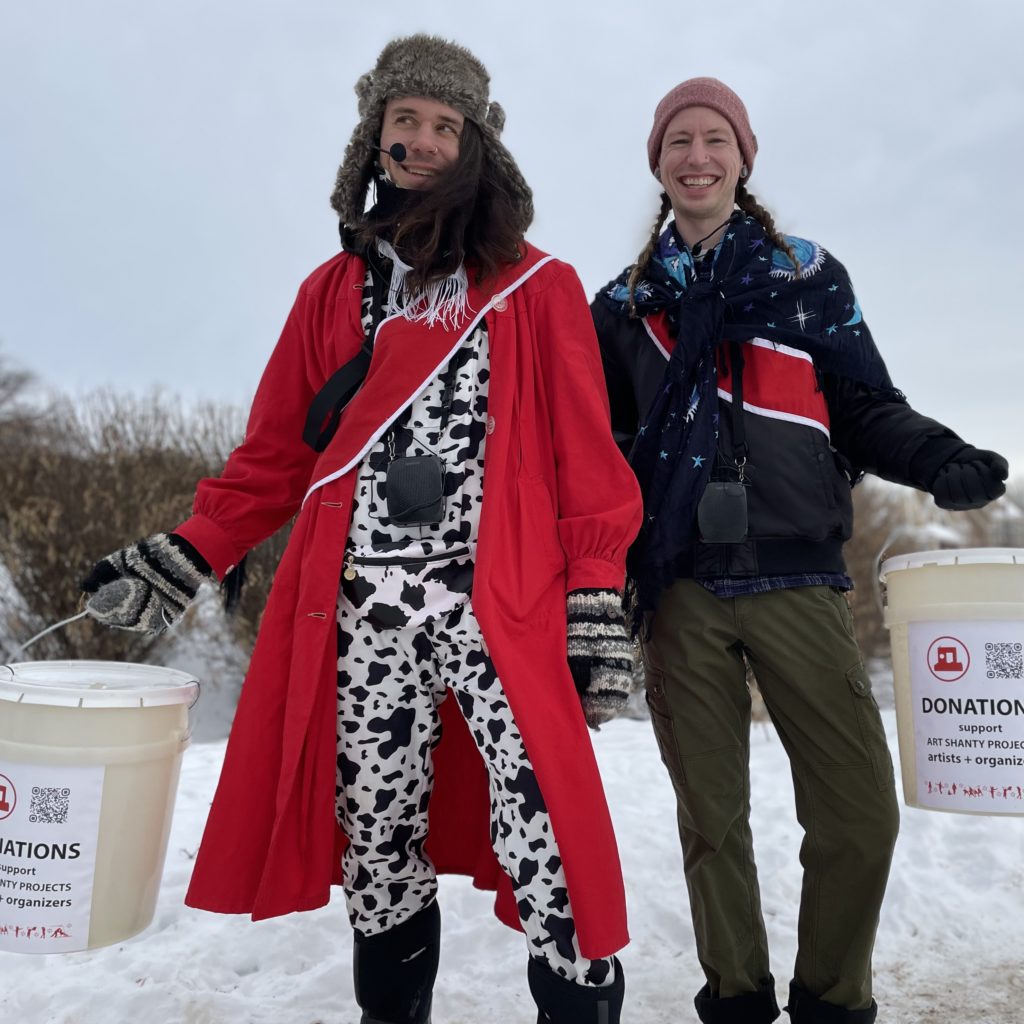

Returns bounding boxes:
[0,760,103,953]
[909,620,1024,813]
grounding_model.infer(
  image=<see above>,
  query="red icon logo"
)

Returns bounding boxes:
[0,774,16,820]
[927,636,970,682]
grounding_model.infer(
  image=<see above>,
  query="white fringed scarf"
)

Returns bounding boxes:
[376,237,472,330]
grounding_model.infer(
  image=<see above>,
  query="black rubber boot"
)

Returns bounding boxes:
[785,982,877,1024]
[528,955,625,1024]
[352,900,440,1024]
[694,976,781,1023]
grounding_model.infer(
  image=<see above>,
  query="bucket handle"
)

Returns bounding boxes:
[872,523,966,617]
[872,525,930,617]
[872,526,908,618]
[11,610,90,658]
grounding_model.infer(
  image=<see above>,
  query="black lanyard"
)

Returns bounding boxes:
[724,340,748,474]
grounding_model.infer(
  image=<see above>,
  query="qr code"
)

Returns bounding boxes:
[986,642,1024,680]
[29,786,70,824]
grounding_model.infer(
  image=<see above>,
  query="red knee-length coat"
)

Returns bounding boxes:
[176,244,642,958]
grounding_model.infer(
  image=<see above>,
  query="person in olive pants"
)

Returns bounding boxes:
[642,581,897,1021]
[591,75,1007,1024]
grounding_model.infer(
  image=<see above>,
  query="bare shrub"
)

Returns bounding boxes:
[0,346,35,422]
[0,389,289,662]
[845,480,918,659]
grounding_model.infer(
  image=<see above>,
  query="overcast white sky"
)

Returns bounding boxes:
[2,1,1022,475]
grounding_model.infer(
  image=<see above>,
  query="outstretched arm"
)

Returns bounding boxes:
[825,375,1008,508]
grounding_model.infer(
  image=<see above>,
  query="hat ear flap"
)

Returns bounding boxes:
[484,101,505,134]
[330,116,378,223]
[355,72,375,117]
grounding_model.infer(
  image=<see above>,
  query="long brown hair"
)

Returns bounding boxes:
[355,120,524,291]
[625,184,799,316]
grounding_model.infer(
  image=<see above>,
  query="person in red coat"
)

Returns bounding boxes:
[81,34,641,1024]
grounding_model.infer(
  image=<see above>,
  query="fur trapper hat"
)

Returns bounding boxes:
[330,34,533,232]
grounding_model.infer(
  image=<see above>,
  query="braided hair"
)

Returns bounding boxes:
[735,182,799,272]
[626,192,672,317]
[625,183,799,315]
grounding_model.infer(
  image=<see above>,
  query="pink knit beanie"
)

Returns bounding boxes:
[647,77,757,176]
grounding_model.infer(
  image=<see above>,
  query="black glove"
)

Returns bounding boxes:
[566,588,634,729]
[931,448,1009,511]
[82,532,213,635]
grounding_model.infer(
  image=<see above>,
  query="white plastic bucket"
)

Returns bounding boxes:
[0,660,198,952]
[880,548,1024,816]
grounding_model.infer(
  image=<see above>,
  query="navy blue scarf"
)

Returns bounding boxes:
[599,214,898,621]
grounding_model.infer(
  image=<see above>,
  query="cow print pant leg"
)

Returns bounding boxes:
[336,594,444,938]
[431,603,616,988]
[336,596,615,986]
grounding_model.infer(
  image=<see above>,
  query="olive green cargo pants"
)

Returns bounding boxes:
[641,580,899,1015]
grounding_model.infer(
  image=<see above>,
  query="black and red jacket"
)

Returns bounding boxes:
[591,301,968,578]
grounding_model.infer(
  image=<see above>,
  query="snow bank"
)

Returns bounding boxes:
[1,690,1021,1023]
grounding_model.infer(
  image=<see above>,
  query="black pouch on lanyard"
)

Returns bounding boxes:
[382,358,458,526]
[385,455,445,524]
[698,481,748,542]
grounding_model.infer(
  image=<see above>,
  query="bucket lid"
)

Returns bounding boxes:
[879,547,1024,582]
[0,660,200,709]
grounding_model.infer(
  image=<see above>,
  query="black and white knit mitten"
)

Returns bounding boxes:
[82,533,213,635]
[567,588,633,729]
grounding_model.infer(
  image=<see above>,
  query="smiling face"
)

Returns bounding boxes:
[657,105,743,245]
[379,96,464,189]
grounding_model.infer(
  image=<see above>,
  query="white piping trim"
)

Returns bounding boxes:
[645,328,815,368]
[717,388,830,438]
[641,317,671,360]
[748,336,814,363]
[642,324,826,435]
[302,256,557,505]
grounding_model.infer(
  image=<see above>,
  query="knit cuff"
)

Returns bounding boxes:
[568,588,633,728]
[567,588,623,621]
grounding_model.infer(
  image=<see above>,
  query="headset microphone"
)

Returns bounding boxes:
[379,142,407,163]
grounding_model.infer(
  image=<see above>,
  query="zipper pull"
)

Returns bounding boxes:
[343,553,357,581]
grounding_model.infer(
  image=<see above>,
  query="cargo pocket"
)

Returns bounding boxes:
[847,662,895,790]
[638,630,659,674]
[645,668,746,849]
[644,670,688,787]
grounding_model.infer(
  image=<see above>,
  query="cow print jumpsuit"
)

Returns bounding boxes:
[334,264,615,987]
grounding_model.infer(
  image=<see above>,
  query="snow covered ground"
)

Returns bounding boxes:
[2,679,1022,1024]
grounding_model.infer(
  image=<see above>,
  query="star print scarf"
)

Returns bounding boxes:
[599,213,898,623]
